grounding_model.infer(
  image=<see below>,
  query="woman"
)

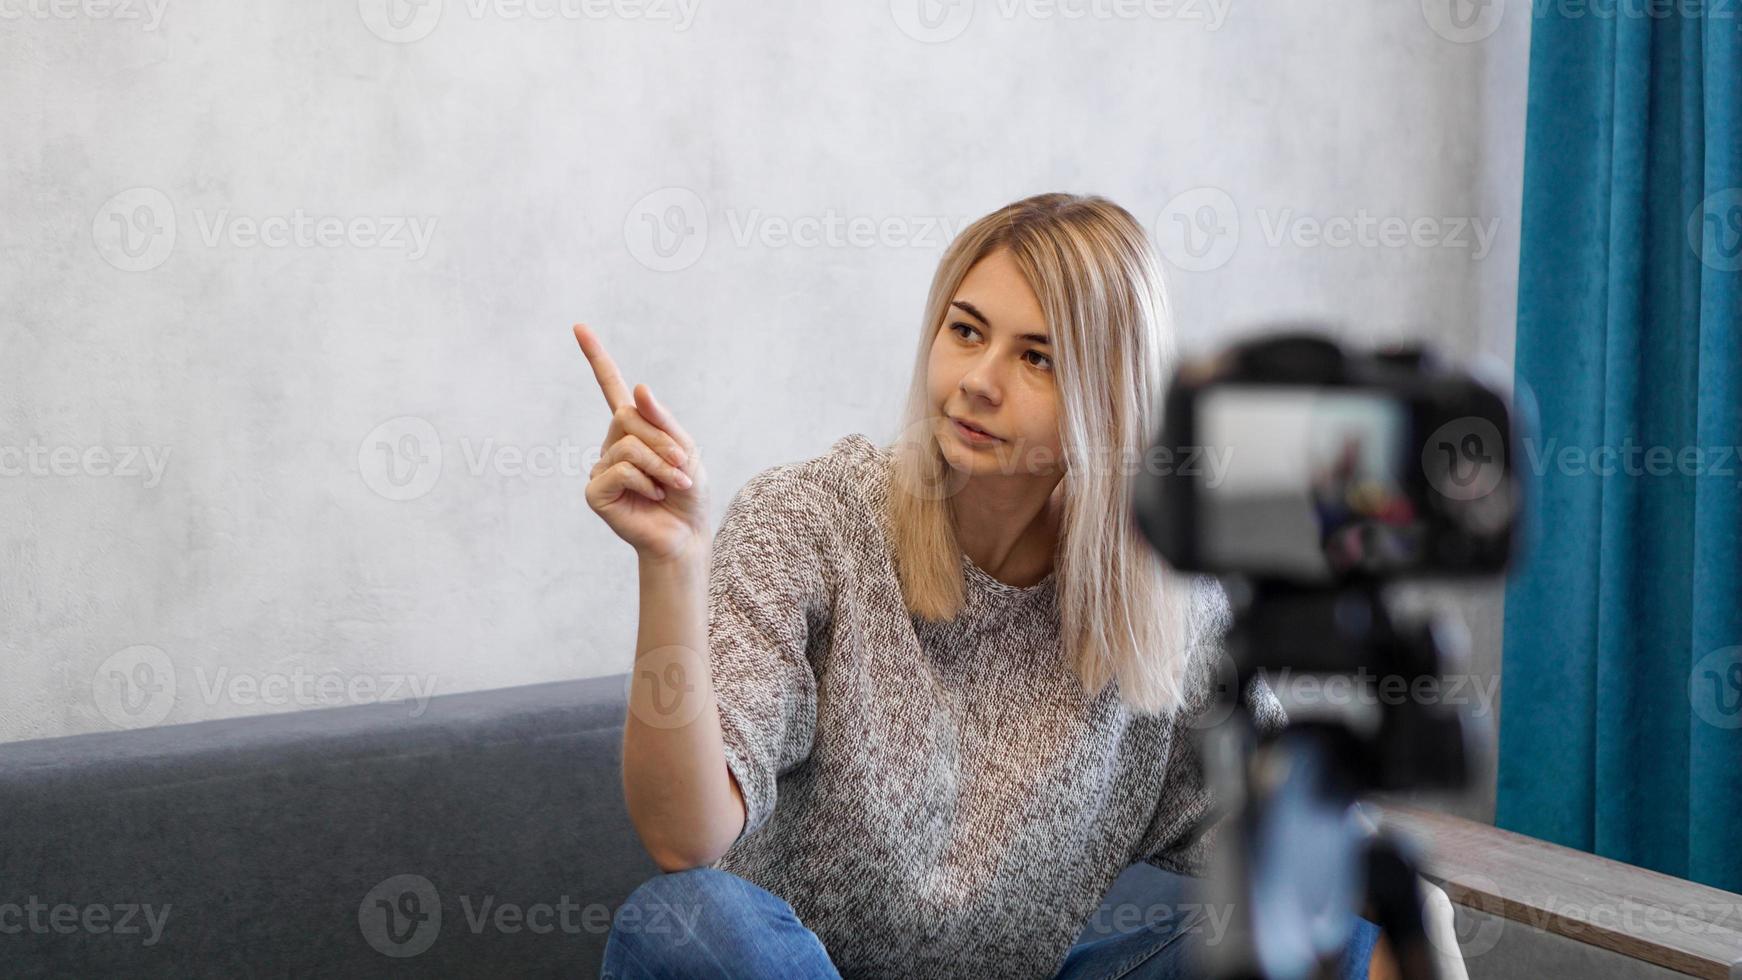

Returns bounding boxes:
[578,193,1392,978]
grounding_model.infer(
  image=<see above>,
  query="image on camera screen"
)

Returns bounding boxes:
[1196,386,1422,582]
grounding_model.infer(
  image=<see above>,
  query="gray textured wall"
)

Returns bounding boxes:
[1,0,1529,821]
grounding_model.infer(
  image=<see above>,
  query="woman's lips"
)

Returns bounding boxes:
[952,418,1002,443]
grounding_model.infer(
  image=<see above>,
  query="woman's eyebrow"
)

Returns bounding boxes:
[950,300,1050,345]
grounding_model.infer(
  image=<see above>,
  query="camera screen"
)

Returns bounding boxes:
[1195,386,1422,581]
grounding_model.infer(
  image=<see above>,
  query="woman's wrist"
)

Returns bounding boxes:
[639,541,711,583]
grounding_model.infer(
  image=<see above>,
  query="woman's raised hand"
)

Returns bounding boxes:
[573,323,709,563]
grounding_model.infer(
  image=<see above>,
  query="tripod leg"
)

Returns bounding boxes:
[1353,832,1441,980]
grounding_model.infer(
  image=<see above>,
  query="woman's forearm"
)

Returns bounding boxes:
[620,547,746,871]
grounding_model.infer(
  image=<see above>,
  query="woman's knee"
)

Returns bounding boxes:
[625,866,739,908]
[602,868,738,975]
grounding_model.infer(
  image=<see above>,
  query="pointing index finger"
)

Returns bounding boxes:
[572,323,633,412]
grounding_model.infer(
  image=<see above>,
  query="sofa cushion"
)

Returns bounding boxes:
[2,670,1222,977]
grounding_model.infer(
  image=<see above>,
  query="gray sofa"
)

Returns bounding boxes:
[0,673,1195,978]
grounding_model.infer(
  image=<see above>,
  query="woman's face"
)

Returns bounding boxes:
[927,247,1064,479]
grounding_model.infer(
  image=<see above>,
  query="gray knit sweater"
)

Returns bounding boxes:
[706,433,1284,979]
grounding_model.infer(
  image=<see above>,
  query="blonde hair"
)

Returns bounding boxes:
[884,192,1196,717]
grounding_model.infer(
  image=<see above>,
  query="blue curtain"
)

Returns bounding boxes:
[1500,5,1742,890]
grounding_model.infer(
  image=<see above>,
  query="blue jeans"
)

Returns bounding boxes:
[601,866,1381,979]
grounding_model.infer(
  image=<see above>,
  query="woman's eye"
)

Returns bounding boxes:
[951,322,1049,369]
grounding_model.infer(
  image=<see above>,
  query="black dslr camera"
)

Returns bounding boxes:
[1132,328,1528,980]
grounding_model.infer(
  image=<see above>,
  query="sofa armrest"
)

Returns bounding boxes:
[1374,803,1742,980]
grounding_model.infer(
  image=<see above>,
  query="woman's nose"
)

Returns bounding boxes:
[960,350,1007,401]
[960,369,1000,404]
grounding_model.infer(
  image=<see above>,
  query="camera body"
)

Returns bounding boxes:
[1135,329,1520,586]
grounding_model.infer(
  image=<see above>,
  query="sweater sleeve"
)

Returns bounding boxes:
[1139,578,1288,877]
[706,464,833,847]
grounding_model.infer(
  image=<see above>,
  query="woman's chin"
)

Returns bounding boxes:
[940,445,1001,477]
[936,441,977,472]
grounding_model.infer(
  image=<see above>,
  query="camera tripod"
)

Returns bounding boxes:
[1188,579,1486,980]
